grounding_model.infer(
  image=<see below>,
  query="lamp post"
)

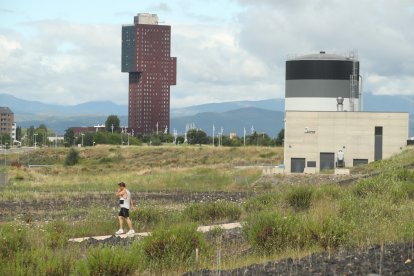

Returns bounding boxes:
[81,133,84,147]
[4,143,7,166]
[34,133,38,149]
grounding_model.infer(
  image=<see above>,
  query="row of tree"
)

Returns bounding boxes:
[10,114,284,148]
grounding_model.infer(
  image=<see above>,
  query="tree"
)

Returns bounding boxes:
[187,129,208,145]
[27,125,35,146]
[275,128,284,146]
[105,115,120,133]
[65,148,79,166]
[16,126,22,141]
[64,128,75,147]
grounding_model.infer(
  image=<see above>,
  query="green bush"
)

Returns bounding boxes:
[83,246,138,276]
[286,186,313,211]
[141,223,206,270]
[64,148,79,166]
[183,201,241,223]
[243,193,280,212]
[244,212,308,254]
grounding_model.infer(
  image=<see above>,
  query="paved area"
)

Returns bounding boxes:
[68,222,242,243]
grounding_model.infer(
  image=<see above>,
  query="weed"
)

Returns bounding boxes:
[0,223,30,258]
[243,193,280,212]
[307,215,350,250]
[83,245,138,275]
[141,223,207,270]
[183,201,241,224]
[244,211,308,254]
[286,186,313,211]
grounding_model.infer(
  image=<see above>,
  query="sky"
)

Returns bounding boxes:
[1,0,414,108]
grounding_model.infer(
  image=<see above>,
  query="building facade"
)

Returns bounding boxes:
[0,107,14,139]
[284,111,409,173]
[122,13,177,135]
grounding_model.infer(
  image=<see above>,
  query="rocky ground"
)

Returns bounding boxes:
[185,242,414,275]
[78,228,414,275]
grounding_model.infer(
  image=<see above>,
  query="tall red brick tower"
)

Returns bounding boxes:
[122,13,176,135]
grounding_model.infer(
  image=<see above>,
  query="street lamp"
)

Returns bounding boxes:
[4,143,7,166]
[34,133,38,149]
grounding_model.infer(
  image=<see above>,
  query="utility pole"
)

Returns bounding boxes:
[212,125,215,146]
[34,133,38,149]
[243,127,246,146]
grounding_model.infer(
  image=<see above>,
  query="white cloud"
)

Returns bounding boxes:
[235,0,414,96]
[1,0,413,110]
[0,20,126,105]
[171,22,282,107]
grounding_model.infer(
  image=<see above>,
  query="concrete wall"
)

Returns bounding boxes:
[284,111,409,173]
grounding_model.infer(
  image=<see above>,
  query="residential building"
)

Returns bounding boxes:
[0,107,14,139]
[122,13,177,135]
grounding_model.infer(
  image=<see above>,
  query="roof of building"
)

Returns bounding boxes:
[0,107,13,113]
[288,52,358,61]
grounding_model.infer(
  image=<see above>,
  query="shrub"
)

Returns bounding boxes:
[64,148,79,166]
[286,186,313,211]
[141,223,207,270]
[84,246,137,276]
[243,212,308,254]
[243,193,280,212]
[183,201,241,223]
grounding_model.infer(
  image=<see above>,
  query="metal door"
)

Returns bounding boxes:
[291,158,305,173]
[320,152,335,170]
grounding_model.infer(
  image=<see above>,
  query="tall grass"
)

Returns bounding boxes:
[183,201,241,224]
[141,223,207,271]
[1,147,413,274]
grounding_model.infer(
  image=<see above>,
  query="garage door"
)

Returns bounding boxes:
[320,152,334,170]
[291,158,305,173]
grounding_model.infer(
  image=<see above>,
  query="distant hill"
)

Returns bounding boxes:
[17,115,128,134]
[171,99,284,117]
[0,93,127,117]
[363,93,414,113]
[171,107,285,137]
[1,92,413,136]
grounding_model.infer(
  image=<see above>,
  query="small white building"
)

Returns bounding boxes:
[284,111,409,173]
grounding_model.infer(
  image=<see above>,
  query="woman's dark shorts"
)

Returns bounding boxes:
[118,207,129,218]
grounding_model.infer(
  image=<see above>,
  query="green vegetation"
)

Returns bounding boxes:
[0,146,413,274]
[64,148,79,166]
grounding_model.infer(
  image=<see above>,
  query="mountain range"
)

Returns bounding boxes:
[1,93,413,136]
